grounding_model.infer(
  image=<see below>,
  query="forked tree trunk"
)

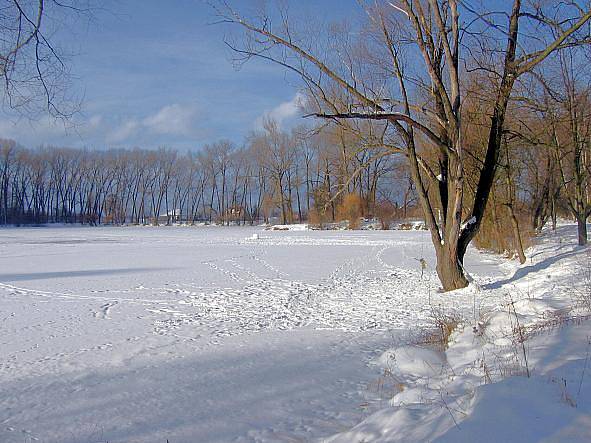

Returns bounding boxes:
[435,246,468,291]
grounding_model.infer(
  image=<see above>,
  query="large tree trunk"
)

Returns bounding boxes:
[577,215,588,246]
[436,246,468,291]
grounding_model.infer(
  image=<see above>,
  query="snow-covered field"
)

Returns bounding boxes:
[0,225,588,442]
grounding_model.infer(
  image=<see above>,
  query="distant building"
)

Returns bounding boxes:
[158,209,182,224]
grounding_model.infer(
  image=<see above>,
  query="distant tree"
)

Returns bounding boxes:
[250,119,296,225]
[375,199,396,230]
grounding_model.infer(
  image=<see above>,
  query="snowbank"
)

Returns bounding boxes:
[328,226,591,442]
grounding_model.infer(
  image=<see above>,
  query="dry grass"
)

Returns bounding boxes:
[365,367,405,408]
[416,309,462,351]
[473,205,533,256]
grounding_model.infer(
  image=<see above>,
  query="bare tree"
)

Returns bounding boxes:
[0,1,93,118]
[549,51,591,245]
[214,0,591,291]
[250,119,297,224]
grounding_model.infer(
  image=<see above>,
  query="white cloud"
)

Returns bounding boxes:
[255,92,305,130]
[142,103,197,136]
[0,102,206,148]
[269,92,304,122]
[107,104,198,143]
[0,110,108,149]
[107,119,140,143]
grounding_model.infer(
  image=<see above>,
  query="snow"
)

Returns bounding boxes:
[264,223,309,231]
[328,224,591,443]
[375,346,446,378]
[0,224,588,442]
[437,366,591,442]
[461,216,477,231]
[396,220,428,230]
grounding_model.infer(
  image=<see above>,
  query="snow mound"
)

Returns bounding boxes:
[376,346,446,379]
[436,370,591,443]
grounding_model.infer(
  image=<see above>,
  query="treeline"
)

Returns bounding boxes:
[0,121,413,227]
[1,83,589,254]
[1,78,589,256]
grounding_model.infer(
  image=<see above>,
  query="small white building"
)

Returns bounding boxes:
[158,209,182,224]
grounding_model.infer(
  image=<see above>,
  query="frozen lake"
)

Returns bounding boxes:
[0,226,504,442]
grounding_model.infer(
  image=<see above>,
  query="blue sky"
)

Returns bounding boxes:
[0,0,356,150]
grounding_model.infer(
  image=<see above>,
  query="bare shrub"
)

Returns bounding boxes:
[336,193,362,230]
[260,193,275,224]
[375,200,396,230]
[307,208,321,227]
[417,309,462,351]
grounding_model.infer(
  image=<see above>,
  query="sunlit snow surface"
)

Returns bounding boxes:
[0,226,506,442]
